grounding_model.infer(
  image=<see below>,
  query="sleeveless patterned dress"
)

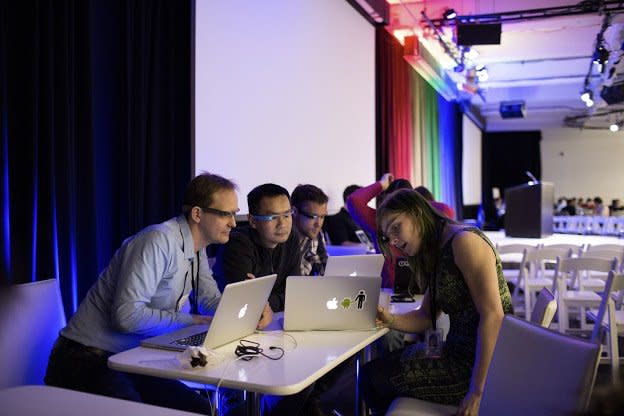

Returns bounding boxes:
[388,227,513,405]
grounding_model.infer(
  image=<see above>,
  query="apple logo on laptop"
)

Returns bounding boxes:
[326,297,338,310]
[238,303,248,319]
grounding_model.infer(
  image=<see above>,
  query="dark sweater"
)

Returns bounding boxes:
[212,226,301,312]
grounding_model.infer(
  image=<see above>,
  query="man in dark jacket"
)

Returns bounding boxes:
[213,183,301,312]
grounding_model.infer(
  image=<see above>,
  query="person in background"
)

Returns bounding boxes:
[291,184,329,276]
[414,185,456,220]
[360,189,513,416]
[212,183,300,313]
[593,197,608,217]
[346,173,412,289]
[561,198,578,216]
[323,185,364,246]
[45,173,272,414]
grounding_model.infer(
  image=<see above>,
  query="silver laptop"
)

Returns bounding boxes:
[283,275,381,331]
[141,274,277,351]
[324,254,384,277]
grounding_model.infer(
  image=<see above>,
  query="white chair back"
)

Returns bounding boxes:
[0,279,66,388]
[530,287,557,328]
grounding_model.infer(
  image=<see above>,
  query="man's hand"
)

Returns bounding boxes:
[257,303,273,329]
[191,314,213,325]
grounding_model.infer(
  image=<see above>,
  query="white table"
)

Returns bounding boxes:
[109,316,388,416]
[0,385,201,416]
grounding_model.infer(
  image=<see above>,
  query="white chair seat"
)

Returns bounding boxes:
[587,308,624,328]
[582,277,606,292]
[561,290,601,304]
[386,397,457,416]
[526,277,553,288]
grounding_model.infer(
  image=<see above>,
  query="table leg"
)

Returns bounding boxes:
[245,391,261,416]
[356,345,372,416]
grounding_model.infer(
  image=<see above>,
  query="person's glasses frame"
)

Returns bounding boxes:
[297,209,327,221]
[250,209,295,222]
[201,206,239,219]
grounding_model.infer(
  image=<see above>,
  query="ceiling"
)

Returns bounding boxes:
[384,0,624,131]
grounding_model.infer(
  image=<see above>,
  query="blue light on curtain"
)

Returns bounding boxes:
[438,95,459,215]
[2,106,9,280]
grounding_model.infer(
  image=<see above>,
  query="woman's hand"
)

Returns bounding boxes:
[375,306,394,328]
[379,173,394,191]
[456,389,482,416]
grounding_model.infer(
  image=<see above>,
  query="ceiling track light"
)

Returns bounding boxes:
[443,8,457,20]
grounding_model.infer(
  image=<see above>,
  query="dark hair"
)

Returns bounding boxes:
[291,184,328,209]
[247,183,290,214]
[343,185,361,203]
[414,186,435,201]
[379,178,412,204]
[182,173,237,216]
[376,189,452,293]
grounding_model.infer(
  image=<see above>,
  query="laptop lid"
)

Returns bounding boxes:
[140,274,277,351]
[283,275,381,331]
[323,254,384,277]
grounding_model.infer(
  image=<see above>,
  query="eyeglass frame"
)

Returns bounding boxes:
[250,208,295,222]
[200,206,239,219]
[295,208,327,221]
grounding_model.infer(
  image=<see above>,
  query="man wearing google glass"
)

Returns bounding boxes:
[212,183,301,312]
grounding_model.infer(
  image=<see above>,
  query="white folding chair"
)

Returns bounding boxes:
[530,287,557,328]
[579,246,624,292]
[385,315,600,416]
[0,279,66,388]
[588,271,624,383]
[518,247,573,319]
[495,243,538,298]
[554,256,618,334]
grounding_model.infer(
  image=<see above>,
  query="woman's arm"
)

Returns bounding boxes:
[345,173,393,239]
[452,231,505,416]
[377,289,435,334]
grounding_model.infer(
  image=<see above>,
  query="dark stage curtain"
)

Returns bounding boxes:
[1,0,191,318]
[482,130,542,225]
[375,26,413,180]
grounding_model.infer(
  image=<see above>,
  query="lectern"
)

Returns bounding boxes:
[504,182,554,238]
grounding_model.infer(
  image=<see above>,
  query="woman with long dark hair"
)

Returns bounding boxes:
[360,189,513,416]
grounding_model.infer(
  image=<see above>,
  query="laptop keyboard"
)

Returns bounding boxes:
[173,331,207,347]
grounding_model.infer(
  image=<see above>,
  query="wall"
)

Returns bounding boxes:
[541,127,624,204]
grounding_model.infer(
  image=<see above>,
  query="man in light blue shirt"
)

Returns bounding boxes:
[45,173,272,414]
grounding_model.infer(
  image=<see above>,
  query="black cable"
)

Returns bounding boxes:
[234,339,285,361]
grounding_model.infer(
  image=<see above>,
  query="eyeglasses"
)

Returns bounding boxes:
[297,210,327,221]
[201,207,239,219]
[251,209,294,222]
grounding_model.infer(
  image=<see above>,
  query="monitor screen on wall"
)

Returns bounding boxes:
[194,0,376,214]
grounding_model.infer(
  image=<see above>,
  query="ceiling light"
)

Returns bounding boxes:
[464,47,479,60]
[585,98,594,107]
[610,123,619,132]
[443,9,457,20]
[580,89,592,103]
[593,45,609,65]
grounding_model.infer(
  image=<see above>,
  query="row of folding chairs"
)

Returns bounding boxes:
[553,215,624,236]
[496,242,624,382]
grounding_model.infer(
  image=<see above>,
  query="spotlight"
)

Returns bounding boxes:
[475,65,488,82]
[443,8,457,20]
[453,63,465,73]
[610,123,619,132]
[580,89,593,103]
[464,47,479,60]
